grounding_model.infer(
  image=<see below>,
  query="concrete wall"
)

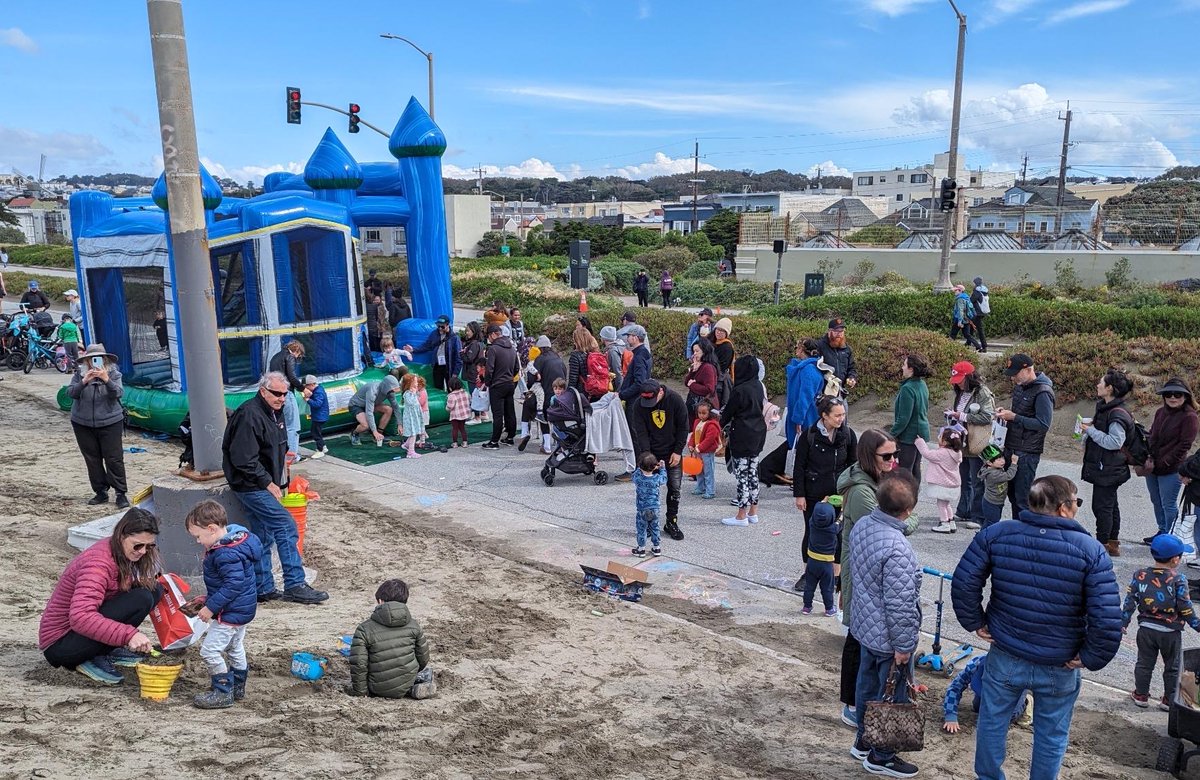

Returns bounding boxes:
[735,246,1200,287]
[445,194,491,258]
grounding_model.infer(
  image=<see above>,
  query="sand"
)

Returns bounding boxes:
[0,378,1177,780]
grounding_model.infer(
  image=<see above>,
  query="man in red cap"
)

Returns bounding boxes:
[945,360,997,530]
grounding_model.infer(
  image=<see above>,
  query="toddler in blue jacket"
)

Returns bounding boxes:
[186,499,263,710]
[942,654,1030,733]
[304,374,330,458]
[801,500,840,616]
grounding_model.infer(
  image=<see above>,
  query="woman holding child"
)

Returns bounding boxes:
[39,508,162,685]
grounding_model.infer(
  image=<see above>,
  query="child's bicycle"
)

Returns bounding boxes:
[23,328,68,374]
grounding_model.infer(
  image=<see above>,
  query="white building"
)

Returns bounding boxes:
[6,197,71,244]
[360,193,491,258]
[715,191,894,220]
[852,153,1016,211]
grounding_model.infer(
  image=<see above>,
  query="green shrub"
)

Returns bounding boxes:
[452,269,622,314]
[5,244,75,268]
[843,260,876,286]
[1054,258,1082,296]
[873,269,911,287]
[3,272,76,300]
[631,246,700,278]
[591,257,644,293]
[673,278,809,308]
[1113,287,1169,309]
[1105,256,1134,291]
[680,260,719,279]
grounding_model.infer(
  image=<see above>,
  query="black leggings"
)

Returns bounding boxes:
[636,290,649,307]
[661,290,672,308]
[840,630,862,707]
[43,585,160,669]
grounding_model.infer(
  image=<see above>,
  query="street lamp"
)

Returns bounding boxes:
[379,33,435,120]
[934,0,966,292]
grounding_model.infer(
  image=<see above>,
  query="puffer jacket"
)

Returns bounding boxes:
[952,509,1122,671]
[201,524,263,626]
[792,423,857,501]
[1080,396,1132,488]
[722,355,766,458]
[39,540,141,650]
[848,507,922,656]
[784,357,826,447]
[349,602,430,698]
[67,364,125,428]
[839,464,918,627]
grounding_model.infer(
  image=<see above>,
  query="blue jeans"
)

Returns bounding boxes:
[1146,472,1182,535]
[956,456,984,521]
[1006,452,1040,518]
[235,488,305,594]
[636,507,660,548]
[981,500,1004,529]
[975,646,1081,780]
[282,391,300,455]
[855,647,914,763]
[697,453,715,497]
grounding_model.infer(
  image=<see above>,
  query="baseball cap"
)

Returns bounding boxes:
[980,444,1002,462]
[621,310,637,323]
[1003,353,1034,377]
[29,280,39,289]
[64,288,78,298]
[435,315,451,326]
[828,317,845,331]
[950,361,975,384]
[485,324,503,336]
[623,323,647,342]
[638,381,662,407]
[1151,534,1194,560]
[698,307,713,317]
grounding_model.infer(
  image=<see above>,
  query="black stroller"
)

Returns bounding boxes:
[539,387,607,487]
[1158,636,1200,774]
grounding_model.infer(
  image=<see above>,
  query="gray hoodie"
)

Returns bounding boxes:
[68,364,125,428]
[349,375,400,433]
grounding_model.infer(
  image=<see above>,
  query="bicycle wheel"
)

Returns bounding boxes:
[7,351,25,370]
[34,354,51,370]
[54,354,70,373]
[23,355,34,374]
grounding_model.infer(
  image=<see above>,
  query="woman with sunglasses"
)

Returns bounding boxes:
[1079,368,1135,557]
[39,508,163,685]
[835,429,916,729]
[1143,378,1199,543]
[68,343,129,509]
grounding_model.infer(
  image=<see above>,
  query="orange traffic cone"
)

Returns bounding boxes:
[715,306,722,316]
[579,290,589,313]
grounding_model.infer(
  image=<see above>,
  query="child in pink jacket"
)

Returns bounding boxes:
[916,425,964,533]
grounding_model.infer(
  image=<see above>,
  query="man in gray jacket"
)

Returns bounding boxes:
[848,470,922,778]
[348,375,401,446]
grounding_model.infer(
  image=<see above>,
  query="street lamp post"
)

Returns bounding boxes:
[379,33,435,120]
[934,0,966,292]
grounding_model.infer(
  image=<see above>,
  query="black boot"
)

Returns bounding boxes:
[664,519,684,541]
[87,492,108,505]
[232,668,248,701]
[193,673,235,709]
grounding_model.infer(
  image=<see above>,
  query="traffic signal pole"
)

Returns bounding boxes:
[934,0,966,293]
[297,99,390,138]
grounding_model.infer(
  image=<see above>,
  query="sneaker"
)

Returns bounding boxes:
[632,547,647,558]
[280,584,329,604]
[664,521,684,541]
[481,442,500,450]
[702,494,715,500]
[614,471,633,483]
[465,418,483,426]
[517,435,531,452]
[842,705,858,729]
[849,737,870,760]
[310,450,326,459]
[115,493,130,509]
[801,606,813,615]
[1143,534,1162,545]
[1131,691,1149,708]
[651,546,662,557]
[292,455,305,464]
[350,434,362,446]
[793,579,805,592]
[729,498,740,507]
[931,521,957,534]
[86,493,108,506]
[721,516,750,527]
[77,657,124,685]
[863,752,918,777]
[539,447,554,455]
[108,647,147,667]
[959,520,981,530]
[500,438,515,446]
[1160,695,1172,712]
[1188,559,1200,570]
[747,514,760,524]
[256,590,281,603]
[825,608,839,617]
[691,487,704,495]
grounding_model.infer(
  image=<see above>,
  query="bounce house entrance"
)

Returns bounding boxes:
[86,266,172,389]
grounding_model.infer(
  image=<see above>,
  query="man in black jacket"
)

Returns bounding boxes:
[632,381,689,540]
[222,371,328,605]
[817,318,857,399]
[482,325,518,449]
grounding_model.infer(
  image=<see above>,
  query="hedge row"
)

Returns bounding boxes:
[2,272,76,300]
[2,245,75,268]
[452,269,623,315]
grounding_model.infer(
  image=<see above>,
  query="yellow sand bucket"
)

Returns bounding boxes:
[135,662,184,701]
[280,492,309,555]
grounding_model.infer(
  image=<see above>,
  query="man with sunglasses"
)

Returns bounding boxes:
[953,475,1121,780]
[223,372,329,605]
[405,315,462,392]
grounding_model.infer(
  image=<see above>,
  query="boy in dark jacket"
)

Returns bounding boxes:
[349,578,433,699]
[303,374,330,458]
[186,500,263,709]
[802,500,840,616]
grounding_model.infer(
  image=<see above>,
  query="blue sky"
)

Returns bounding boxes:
[1,0,1197,185]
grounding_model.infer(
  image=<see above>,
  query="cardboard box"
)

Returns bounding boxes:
[581,561,652,602]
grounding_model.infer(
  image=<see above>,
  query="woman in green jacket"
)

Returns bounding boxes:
[891,352,931,482]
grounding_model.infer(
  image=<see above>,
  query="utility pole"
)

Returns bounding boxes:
[934,0,966,292]
[691,140,700,234]
[1056,104,1073,234]
[1020,154,1028,185]
[146,0,225,473]
[1019,155,1029,245]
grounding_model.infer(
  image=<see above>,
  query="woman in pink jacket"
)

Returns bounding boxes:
[39,508,162,685]
[916,426,965,533]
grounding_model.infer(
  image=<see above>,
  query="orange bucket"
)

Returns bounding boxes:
[280,492,308,555]
[681,455,703,476]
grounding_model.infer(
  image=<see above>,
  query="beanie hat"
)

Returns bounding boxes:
[536,335,552,348]
[599,325,617,342]
[714,317,733,336]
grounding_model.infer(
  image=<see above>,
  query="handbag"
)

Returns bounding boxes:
[1173,500,1197,566]
[989,419,1007,449]
[965,423,991,458]
[862,663,925,754]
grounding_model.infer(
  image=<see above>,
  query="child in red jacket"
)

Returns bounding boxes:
[690,400,721,500]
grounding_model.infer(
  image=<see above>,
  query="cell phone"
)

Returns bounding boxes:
[91,356,104,369]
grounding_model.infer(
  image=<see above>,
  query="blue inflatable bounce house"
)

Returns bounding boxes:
[57,97,452,433]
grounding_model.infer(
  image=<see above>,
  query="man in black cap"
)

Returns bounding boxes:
[685,307,714,358]
[995,353,1055,517]
[631,381,690,540]
[481,324,519,449]
[405,315,462,391]
[817,317,857,399]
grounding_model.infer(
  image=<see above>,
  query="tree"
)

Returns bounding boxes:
[701,209,739,260]
[475,231,522,257]
[47,233,70,246]
[845,224,907,246]
[523,224,553,255]
[0,225,27,244]
[1104,181,1200,245]
[0,200,17,227]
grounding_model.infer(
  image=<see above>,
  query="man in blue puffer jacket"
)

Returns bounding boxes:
[186,500,264,710]
[952,475,1121,780]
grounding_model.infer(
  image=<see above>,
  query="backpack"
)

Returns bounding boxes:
[976,289,991,315]
[661,274,674,291]
[584,351,611,398]
[1112,408,1150,468]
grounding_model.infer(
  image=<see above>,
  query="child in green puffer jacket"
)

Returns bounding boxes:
[347,578,434,699]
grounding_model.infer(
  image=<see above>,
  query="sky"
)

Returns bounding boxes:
[1,0,1198,186]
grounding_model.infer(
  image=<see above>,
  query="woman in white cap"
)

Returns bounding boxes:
[68,344,129,509]
[64,289,82,323]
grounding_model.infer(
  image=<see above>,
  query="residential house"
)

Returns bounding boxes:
[6,197,71,244]
[852,152,1016,211]
[966,184,1099,241]
[661,201,721,234]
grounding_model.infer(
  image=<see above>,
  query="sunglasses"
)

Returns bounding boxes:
[264,388,288,398]
[132,542,157,552]
[1061,498,1084,509]
[876,451,898,461]
[1164,392,1186,399]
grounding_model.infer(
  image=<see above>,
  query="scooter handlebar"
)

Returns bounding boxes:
[922,566,953,580]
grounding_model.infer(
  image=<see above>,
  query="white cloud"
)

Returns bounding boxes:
[1045,0,1131,25]
[0,126,110,170]
[0,27,37,54]
[441,152,713,181]
[200,157,304,184]
[611,152,714,179]
[807,160,852,178]
[637,0,651,19]
[442,157,582,180]
[858,0,935,15]
[500,84,804,122]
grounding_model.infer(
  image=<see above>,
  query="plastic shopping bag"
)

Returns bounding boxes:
[990,419,1007,449]
[149,573,209,650]
[470,387,491,413]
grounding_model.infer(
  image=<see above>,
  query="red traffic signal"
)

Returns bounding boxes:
[348,103,361,134]
[286,86,302,125]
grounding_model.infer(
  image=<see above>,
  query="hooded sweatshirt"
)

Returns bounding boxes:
[349,375,401,433]
[784,356,826,447]
[67,364,125,428]
[722,354,767,458]
[349,601,430,698]
[484,335,518,389]
[632,386,690,460]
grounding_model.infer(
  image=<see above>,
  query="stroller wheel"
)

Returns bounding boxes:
[1156,736,1183,774]
[543,471,555,487]
[594,471,608,485]
[7,351,25,370]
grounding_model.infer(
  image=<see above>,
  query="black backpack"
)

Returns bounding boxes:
[1112,408,1150,467]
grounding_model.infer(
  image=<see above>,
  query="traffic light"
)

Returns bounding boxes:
[939,177,957,213]
[348,103,361,134]
[286,87,302,124]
